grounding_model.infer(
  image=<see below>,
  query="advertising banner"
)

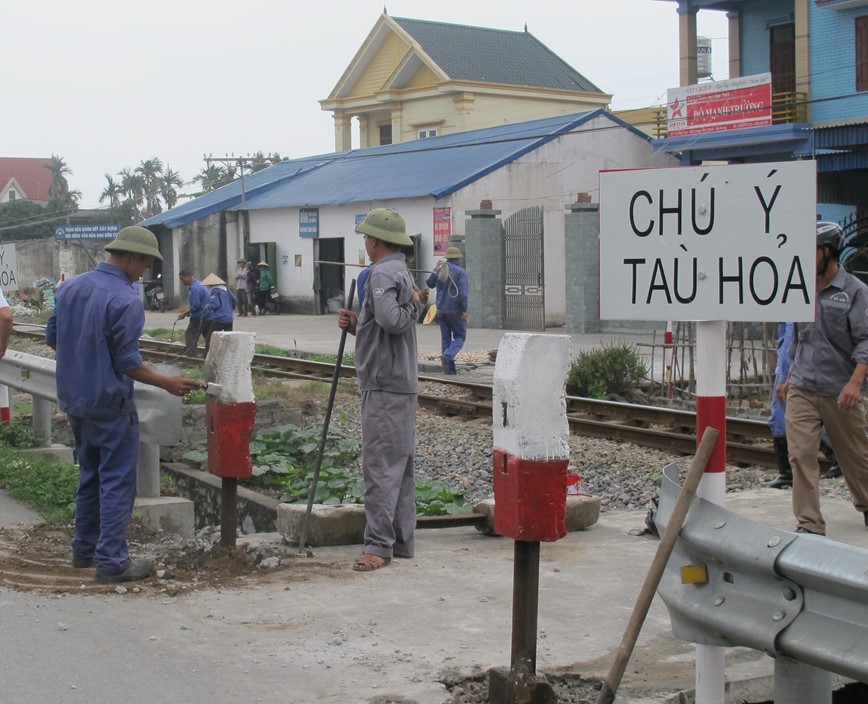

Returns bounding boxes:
[667,73,772,137]
[433,207,451,255]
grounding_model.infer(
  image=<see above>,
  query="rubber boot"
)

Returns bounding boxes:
[819,435,842,478]
[766,436,793,489]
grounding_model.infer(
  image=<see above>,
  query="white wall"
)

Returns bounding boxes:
[246,118,676,323]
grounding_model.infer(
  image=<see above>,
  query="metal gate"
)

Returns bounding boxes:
[503,206,544,330]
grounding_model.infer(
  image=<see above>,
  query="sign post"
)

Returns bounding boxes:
[600,161,816,704]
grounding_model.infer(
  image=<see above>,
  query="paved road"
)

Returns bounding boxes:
[2,486,866,703]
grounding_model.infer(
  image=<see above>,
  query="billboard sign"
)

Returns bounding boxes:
[599,161,817,322]
[54,224,120,240]
[667,73,772,137]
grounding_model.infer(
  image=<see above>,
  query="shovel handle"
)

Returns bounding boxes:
[596,426,721,704]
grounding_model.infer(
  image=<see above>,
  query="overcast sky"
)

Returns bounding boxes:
[4,0,729,209]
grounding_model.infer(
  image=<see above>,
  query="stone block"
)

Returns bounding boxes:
[134,496,195,539]
[473,495,600,536]
[277,503,366,547]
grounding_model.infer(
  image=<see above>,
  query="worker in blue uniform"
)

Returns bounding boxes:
[425,246,468,374]
[203,273,237,333]
[46,227,201,584]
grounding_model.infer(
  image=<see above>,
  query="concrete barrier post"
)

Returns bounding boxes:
[204,332,256,547]
[488,333,572,704]
[32,397,51,446]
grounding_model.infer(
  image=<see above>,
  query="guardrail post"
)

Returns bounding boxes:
[137,442,161,499]
[774,656,832,704]
[32,397,52,446]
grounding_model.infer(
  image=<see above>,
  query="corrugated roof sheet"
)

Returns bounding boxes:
[141,110,642,229]
[140,154,347,229]
[393,17,603,93]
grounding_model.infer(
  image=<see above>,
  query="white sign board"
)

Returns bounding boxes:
[599,161,817,322]
[0,244,18,293]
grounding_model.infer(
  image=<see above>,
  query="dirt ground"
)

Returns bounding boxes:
[0,518,344,596]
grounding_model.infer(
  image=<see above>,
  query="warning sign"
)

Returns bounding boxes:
[599,161,817,322]
[0,245,18,293]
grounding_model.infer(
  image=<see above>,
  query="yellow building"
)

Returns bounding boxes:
[320,13,612,151]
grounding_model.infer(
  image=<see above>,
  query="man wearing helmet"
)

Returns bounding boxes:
[779,221,868,535]
[337,209,428,571]
[46,226,202,583]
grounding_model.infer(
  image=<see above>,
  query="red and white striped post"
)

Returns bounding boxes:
[0,384,10,423]
[664,320,675,398]
[694,320,727,703]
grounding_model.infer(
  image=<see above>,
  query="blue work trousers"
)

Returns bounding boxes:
[438,313,466,373]
[69,413,139,572]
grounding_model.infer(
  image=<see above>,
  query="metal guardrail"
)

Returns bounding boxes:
[656,464,868,695]
[0,350,183,498]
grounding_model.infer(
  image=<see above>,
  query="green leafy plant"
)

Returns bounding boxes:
[237,423,470,515]
[0,445,78,522]
[566,341,648,399]
[415,482,471,516]
[0,418,38,448]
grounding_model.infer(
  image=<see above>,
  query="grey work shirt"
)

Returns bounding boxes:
[789,267,868,397]
[354,252,423,394]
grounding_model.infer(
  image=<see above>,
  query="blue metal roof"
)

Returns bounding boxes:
[141,110,644,228]
[139,153,347,229]
[234,110,645,211]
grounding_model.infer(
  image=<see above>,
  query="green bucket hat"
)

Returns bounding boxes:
[444,247,463,259]
[104,226,164,261]
[355,208,412,246]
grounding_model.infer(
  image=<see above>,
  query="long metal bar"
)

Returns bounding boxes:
[220,478,238,548]
[297,279,356,553]
[510,540,541,678]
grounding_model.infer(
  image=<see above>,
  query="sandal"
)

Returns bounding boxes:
[352,554,391,572]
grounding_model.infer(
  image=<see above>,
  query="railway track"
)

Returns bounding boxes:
[13,326,796,470]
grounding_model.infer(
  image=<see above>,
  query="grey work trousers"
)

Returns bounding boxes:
[786,386,868,534]
[360,390,417,559]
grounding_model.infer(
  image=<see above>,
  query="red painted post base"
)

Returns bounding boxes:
[206,400,256,479]
[492,448,568,542]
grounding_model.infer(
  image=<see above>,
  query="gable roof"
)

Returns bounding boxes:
[0,157,53,202]
[391,17,603,93]
[324,14,606,102]
[140,110,647,230]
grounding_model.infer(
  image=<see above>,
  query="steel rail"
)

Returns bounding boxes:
[13,326,787,468]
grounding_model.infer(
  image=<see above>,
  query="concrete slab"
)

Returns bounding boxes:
[133,496,195,539]
[0,483,866,702]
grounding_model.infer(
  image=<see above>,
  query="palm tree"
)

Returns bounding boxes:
[159,167,185,209]
[118,167,146,215]
[192,164,228,194]
[136,158,164,217]
[99,174,123,213]
[45,154,72,205]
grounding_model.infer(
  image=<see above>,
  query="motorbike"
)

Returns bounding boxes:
[143,274,167,312]
[256,286,280,315]
[261,286,280,315]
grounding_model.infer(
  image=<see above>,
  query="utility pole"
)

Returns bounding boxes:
[203,153,257,262]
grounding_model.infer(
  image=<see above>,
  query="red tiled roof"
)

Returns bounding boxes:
[0,157,53,202]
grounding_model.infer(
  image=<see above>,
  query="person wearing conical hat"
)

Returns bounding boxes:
[177,268,217,357]
[426,246,468,375]
[337,208,428,572]
[45,226,201,584]
[203,273,237,333]
[255,261,275,315]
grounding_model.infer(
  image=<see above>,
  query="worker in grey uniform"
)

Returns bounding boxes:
[337,208,427,571]
[780,221,868,535]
